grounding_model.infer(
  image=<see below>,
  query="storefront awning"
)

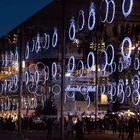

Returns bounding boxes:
[0,0,53,38]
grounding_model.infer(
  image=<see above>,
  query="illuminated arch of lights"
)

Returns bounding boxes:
[117,81,125,104]
[25,41,30,60]
[122,0,133,17]
[133,75,140,90]
[87,52,95,71]
[67,56,75,73]
[134,57,140,70]
[106,44,114,65]
[100,0,109,23]
[13,74,18,86]
[44,65,49,81]
[52,28,58,48]
[52,84,61,96]
[43,33,50,50]
[107,0,115,23]
[25,71,29,85]
[121,37,132,60]
[34,70,40,85]
[52,62,57,78]
[77,10,85,31]
[88,2,96,30]
[69,17,76,41]
[35,33,41,53]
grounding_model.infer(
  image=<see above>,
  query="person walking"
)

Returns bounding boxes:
[127,117,135,140]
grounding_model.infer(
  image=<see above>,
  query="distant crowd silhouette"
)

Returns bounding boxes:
[0,115,139,140]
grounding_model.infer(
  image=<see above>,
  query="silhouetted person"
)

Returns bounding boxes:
[74,118,83,140]
[127,117,134,140]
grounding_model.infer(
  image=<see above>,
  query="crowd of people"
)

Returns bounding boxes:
[0,115,140,140]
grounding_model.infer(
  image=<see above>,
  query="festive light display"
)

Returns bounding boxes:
[122,0,133,17]
[77,10,85,31]
[52,28,58,47]
[43,33,50,49]
[25,41,30,60]
[88,2,96,30]
[69,17,76,41]
[121,37,132,60]
[67,56,75,73]
[87,52,95,71]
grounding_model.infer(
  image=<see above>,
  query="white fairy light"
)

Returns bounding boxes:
[25,41,30,60]
[43,33,50,49]
[77,10,85,31]
[132,90,140,106]
[35,33,41,53]
[67,56,75,73]
[122,0,133,17]
[88,2,96,30]
[100,0,109,23]
[121,37,132,60]
[107,0,115,23]
[134,57,140,70]
[106,44,114,65]
[87,52,95,71]
[99,50,108,71]
[52,27,58,47]
[69,17,76,41]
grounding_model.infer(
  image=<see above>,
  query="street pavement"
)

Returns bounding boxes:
[0,130,140,140]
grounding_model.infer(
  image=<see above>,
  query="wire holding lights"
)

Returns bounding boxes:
[122,0,133,17]
[77,10,85,31]
[52,27,58,47]
[88,2,96,30]
[69,17,76,41]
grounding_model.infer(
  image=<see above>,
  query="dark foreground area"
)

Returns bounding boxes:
[0,131,140,140]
